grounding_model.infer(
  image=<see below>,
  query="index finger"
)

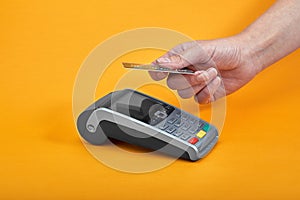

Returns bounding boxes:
[148,71,168,81]
[148,52,175,81]
[167,68,218,90]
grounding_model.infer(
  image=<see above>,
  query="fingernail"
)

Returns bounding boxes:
[207,68,217,76]
[205,99,210,104]
[213,77,220,86]
[194,71,204,76]
[157,57,171,63]
[196,71,208,81]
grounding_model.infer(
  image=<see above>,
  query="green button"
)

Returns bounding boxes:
[203,124,210,132]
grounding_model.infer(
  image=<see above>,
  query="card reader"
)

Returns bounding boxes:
[76,89,219,161]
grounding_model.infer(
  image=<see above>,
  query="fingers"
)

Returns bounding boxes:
[176,73,220,100]
[148,54,195,81]
[150,66,221,103]
[177,83,208,99]
[149,41,216,81]
[148,41,224,103]
[155,55,191,69]
[149,51,178,81]
[167,68,218,90]
[152,41,199,69]
[194,76,224,104]
[148,71,168,81]
[157,44,216,70]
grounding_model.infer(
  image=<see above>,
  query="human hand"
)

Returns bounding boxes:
[149,37,262,104]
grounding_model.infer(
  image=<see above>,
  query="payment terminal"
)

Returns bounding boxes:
[76,89,219,161]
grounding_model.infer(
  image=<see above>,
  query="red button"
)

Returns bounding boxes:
[188,137,199,145]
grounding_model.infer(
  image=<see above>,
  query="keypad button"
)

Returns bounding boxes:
[202,124,210,132]
[174,130,183,137]
[197,122,203,128]
[188,137,199,145]
[175,111,181,117]
[167,117,177,124]
[196,130,207,138]
[180,134,191,141]
[182,114,188,120]
[174,120,183,127]
[188,126,198,134]
[166,126,176,134]
[190,118,197,124]
[182,123,190,131]
[159,124,169,130]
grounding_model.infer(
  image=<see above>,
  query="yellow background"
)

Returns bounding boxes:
[1,0,300,199]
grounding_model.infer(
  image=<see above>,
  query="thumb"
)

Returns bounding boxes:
[155,44,215,70]
[155,55,189,69]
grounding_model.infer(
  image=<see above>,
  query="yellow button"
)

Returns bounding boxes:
[197,130,206,138]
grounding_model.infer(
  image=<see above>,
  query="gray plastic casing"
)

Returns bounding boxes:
[76,89,219,161]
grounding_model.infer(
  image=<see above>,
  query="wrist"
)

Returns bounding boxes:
[238,28,280,73]
[230,33,264,75]
[235,0,300,73]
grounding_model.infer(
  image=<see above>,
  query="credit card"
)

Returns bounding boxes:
[122,62,194,75]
